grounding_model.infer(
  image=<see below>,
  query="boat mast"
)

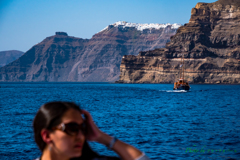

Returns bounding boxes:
[178,48,186,81]
[179,52,184,80]
[183,52,184,81]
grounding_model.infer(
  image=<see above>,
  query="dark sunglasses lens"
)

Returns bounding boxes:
[64,123,85,136]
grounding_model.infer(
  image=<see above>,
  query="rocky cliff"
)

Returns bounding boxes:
[0,22,180,82]
[117,0,240,84]
[0,50,24,67]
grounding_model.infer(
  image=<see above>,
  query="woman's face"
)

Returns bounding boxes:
[50,108,85,159]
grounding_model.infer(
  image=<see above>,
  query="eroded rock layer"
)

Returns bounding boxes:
[117,0,240,84]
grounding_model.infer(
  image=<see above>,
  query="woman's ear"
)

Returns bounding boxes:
[41,129,52,144]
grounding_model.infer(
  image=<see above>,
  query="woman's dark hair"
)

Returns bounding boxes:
[33,101,100,159]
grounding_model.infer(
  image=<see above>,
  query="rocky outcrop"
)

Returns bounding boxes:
[0,22,180,82]
[117,0,240,84]
[0,50,24,67]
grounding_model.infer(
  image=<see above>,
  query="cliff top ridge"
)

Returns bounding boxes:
[55,32,68,36]
[196,0,240,8]
[217,0,240,6]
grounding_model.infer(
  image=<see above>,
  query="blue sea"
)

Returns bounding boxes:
[0,83,240,160]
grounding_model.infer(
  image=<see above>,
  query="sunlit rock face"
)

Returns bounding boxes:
[0,23,180,82]
[117,0,240,84]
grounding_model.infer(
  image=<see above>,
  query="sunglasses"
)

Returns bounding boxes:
[52,122,86,136]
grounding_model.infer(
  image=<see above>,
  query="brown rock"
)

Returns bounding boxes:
[117,0,240,84]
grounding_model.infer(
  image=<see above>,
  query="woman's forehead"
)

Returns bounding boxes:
[61,108,83,123]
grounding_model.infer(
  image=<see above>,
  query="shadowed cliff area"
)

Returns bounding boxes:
[117,0,240,84]
[0,50,24,67]
[0,23,178,82]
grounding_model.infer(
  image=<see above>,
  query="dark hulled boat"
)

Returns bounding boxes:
[173,79,190,90]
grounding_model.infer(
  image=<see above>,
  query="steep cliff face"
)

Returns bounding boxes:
[117,0,240,84]
[0,22,180,82]
[0,50,24,67]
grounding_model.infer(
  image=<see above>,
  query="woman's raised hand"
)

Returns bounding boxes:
[81,110,148,160]
[81,110,104,142]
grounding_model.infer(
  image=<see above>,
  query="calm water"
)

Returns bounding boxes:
[0,83,240,160]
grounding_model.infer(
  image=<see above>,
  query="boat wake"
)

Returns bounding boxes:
[160,90,188,93]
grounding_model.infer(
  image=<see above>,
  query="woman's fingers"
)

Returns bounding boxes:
[81,109,97,132]
[81,109,93,122]
[80,109,104,141]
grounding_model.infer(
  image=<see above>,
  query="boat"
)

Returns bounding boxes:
[173,79,190,90]
[173,53,190,90]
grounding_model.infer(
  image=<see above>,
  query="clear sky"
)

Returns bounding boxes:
[0,0,217,52]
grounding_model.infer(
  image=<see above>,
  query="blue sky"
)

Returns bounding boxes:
[0,0,217,52]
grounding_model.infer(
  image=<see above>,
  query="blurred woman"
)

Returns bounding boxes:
[33,101,150,160]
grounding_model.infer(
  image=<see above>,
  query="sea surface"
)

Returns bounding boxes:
[0,83,240,160]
